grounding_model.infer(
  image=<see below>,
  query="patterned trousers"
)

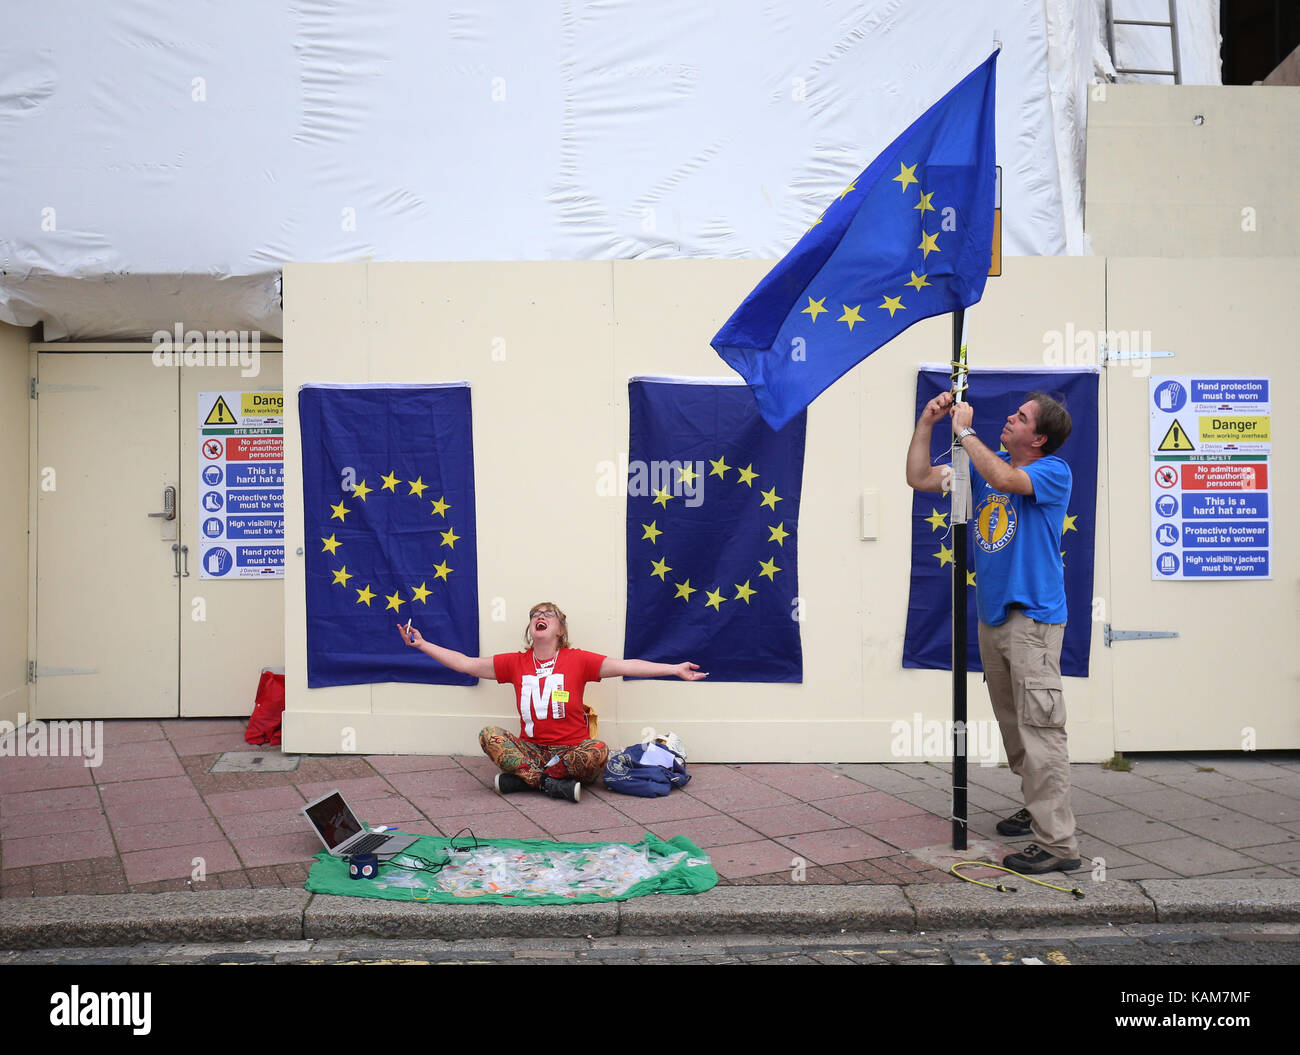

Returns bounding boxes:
[478,726,610,787]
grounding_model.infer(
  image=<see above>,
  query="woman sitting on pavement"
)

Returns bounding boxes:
[398,601,706,802]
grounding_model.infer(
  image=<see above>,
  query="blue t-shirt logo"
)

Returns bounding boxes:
[975,494,1017,553]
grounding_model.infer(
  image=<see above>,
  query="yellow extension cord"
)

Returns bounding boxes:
[949,861,1085,899]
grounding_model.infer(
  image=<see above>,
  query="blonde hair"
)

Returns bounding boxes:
[524,601,570,650]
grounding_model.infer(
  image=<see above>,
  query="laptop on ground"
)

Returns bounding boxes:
[302,789,418,859]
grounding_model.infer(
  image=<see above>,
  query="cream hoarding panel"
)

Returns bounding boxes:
[1086,86,1300,259]
[3,323,33,731]
[610,260,861,739]
[284,258,1113,760]
[868,257,1112,763]
[362,263,619,725]
[283,263,622,749]
[1107,259,1300,750]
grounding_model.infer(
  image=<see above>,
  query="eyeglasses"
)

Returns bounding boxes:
[531,609,559,620]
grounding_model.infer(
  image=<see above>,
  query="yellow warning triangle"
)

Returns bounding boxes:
[1158,418,1195,451]
[204,396,238,426]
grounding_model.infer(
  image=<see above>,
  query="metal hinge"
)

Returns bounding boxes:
[30,377,37,399]
[1102,346,1175,364]
[1104,625,1180,647]
[27,660,35,683]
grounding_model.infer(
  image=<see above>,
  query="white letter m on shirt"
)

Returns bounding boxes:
[519,674,564,737]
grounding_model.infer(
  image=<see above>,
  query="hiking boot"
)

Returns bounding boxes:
[540,776,582,803]
[1002,843,1081,874]
[996,807,1033,837]
[494,772,533,795]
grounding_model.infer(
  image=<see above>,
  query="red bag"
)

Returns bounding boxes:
[245,670,286,746]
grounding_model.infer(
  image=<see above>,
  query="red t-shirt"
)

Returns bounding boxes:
[493,648,606,745]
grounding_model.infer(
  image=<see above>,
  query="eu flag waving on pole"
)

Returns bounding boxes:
[712,52,998,431]
[624,379,805,682]
[300,384,479,688]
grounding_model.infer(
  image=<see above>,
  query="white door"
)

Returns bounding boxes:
[35,353,179,718]
[34,351,285,719]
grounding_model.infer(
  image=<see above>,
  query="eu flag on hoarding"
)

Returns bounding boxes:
[624,379,805,682]
[300,384,479,688]
[902,368,1098,677]
[712,52,999,431]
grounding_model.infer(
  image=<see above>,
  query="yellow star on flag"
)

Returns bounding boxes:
[838,304,864,331]
[440,527,460,549]
[385,591,406,612]
[709,456,731,480]
[355,585,376,606]
[758,557,781,581]
[330,500,350,522]
[914,190,935,213]
[380,471,401,492]
[924,509,948,532]
[677,464,699,486]
[767,522,789,546]
[878,294,905,318]
[331,566,353,587]
[351,479,372,501]
[893,162,918,192]
[934,544,954,568]
[430,496,450,517]
[838,180,858,200]
[321,533,342,555]
[641,521,662,544]
[704,588,726,612]
[918,231,940,259]
[734,580,756,604]
[966,570,977,587]
[906,271,931,291]
[801,297,828,322]
[432,560,452,582]
[652,488,672,508]
[736,464,759,487]
[410,582,432,603]
[1063,514,1078,534]
[673,579,696,602]
[760,486,782,511]
[650,557,672,580]
[408,476,428,498]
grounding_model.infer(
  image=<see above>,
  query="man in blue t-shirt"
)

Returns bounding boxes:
[907,390,1080,875]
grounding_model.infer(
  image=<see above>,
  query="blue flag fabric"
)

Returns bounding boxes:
[300,384,479,688]
[902,369,1098,678]
[624,379,804,683]
[712,52,999,431]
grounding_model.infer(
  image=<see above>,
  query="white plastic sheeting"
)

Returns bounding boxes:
[0,0,1220,339]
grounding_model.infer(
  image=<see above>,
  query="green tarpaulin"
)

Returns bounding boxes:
[305,832,718,905]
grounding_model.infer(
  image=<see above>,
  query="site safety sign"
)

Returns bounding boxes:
[1149,377,1271,580]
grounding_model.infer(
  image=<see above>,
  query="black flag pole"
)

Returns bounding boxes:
[949,309,970,851]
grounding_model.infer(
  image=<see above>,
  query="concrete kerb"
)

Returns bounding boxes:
[1138,878,1300,923]
[3,880,1300,950]
[0,890,311,950]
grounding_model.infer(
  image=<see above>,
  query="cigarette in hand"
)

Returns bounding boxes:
[404,620,413,637]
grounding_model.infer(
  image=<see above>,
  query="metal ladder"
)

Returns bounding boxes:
[1105,0,1182,83]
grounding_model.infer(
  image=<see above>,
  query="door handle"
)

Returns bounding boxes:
[150,486,177,520]
[172,543,181,578]
[180,544,191,577]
